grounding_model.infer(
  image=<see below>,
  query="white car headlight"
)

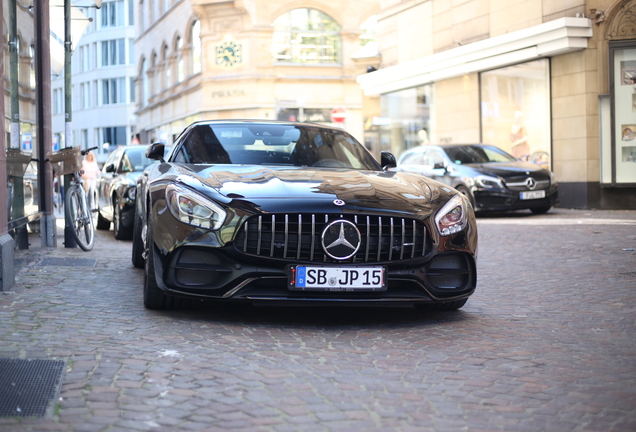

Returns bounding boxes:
[166,184,227,230]
[435,194,469,236]
[474,175,504,189]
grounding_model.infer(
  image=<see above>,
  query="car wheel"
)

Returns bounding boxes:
[113,197,133,240]
[530,206,551,215]
[455,185,475,208]
[144,214,180,310]
[96,209,110,230]
[131,212,144,269]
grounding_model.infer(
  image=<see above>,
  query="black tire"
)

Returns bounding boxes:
[65,185,95,251]
[530,206,551,215]
[96,210,110,230]
[113,197,133,240]
[143,214,179,310]
[131,211,144,269]
[455,185,475,209]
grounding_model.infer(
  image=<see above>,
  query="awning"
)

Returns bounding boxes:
[357,17,593,96]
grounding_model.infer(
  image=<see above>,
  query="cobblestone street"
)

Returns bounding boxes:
[1,208,635,431]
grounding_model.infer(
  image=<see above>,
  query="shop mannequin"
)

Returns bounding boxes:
[510,111,530,160]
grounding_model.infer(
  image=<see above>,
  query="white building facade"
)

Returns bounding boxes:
[51,0,138,164]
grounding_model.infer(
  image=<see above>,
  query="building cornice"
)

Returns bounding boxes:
[357,17,593,95]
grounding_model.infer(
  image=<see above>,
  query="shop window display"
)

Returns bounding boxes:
[375,85,435,159]
[611,44,636,184]
[480,59,551,169]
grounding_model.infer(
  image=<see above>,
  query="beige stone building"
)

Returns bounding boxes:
[135,0,636,209]
[358,0,636,209]
[134,0,381,145]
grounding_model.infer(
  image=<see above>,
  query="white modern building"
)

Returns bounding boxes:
[51,0,138,164]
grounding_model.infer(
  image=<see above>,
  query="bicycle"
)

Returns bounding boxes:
[47,146,99,251]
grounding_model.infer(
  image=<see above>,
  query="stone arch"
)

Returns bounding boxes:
[605,0,636,40]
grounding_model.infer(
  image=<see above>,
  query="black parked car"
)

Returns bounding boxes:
[396,144,559,214]
[133,120,478,311]
[96,145,163,239]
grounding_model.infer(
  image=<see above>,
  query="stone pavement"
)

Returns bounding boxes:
[0,208,635,431]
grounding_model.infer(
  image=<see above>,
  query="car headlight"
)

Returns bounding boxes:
[474,175,504,189]
[435,194,468,236]
[166,184,227,230]
[127,185,136,201]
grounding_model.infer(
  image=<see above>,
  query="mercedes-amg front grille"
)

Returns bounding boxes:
[235,213,429,263]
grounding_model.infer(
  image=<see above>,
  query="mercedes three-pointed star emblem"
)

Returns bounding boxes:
[321,220,361,260]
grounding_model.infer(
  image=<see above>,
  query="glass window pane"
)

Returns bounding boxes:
[129,38,134,64]
[192,21,201,74]
[117,0,124,26]
[118,77,126,102]
[272,8,340,64]
[110,40,116,65]
[118,39,125,64]
[101,41,108,66]
[613,47,636,183]
[103,80,108,104]
[379,84,435,157]
[480,59,551,169]
[130,77,136,102]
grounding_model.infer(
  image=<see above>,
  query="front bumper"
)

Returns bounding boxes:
[473,186,558,211]
[151,244,476,305]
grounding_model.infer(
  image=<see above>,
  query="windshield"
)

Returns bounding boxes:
[122,146,170,172]
[172,123,381,170]
[443,145,517,164]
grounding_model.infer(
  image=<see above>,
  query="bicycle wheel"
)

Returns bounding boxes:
[65,184,95,251]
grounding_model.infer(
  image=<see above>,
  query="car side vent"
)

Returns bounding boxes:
[235,213,429,264]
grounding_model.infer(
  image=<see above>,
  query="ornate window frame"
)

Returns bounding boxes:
[272,8,341,65]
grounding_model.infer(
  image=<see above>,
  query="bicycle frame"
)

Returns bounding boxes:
[65,173,95,251]
[48,145,99,252]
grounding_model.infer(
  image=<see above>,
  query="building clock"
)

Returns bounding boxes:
[216,40,242,67]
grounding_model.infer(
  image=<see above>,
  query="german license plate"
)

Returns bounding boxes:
[289,265,386,291]
[520,190,546,200]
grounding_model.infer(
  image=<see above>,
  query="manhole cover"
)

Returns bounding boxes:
[38,258,96,267]
[0,358,66,417]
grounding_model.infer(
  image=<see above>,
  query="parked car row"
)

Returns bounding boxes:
[95,144,169,239]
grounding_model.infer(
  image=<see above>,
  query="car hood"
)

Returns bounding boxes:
[463,161,550,179]
[163,164,451,215]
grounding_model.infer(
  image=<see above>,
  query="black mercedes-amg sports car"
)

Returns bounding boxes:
[132,120,478,310]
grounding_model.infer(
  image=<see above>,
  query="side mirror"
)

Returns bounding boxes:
[380,151,396,170]
[146,143,165,163]
[105,163,116,173]
[433,162,447,171]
